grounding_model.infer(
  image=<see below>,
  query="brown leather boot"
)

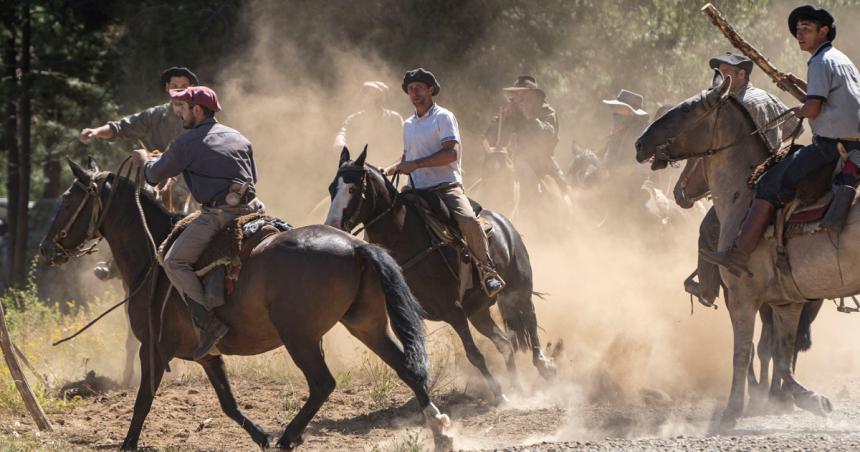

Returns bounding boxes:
[700,199,775,277]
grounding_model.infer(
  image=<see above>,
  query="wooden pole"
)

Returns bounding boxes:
[0,302,53,431]
[702,3,806,103]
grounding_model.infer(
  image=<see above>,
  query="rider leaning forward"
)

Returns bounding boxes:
[132,86,263,360]
[385,68,506,297]
[704,5,860,277]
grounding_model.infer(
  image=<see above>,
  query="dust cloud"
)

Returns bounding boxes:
[44,0,860,447]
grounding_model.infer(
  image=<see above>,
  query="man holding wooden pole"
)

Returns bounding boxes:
[704,5,860,277]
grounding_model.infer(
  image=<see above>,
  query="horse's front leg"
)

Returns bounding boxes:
[719,289,758,429]
[121,344,167,450]
[199,355,270,448]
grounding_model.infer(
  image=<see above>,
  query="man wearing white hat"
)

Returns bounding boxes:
[601,89,650,170]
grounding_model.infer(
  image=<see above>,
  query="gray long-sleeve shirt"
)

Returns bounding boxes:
[143,118,258,206]
[108,102,184,152]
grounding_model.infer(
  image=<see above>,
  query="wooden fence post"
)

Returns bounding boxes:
[0,302,52,431]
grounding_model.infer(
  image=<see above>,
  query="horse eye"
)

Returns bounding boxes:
[348,187,356,194]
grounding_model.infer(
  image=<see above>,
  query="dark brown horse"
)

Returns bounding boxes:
[325,148,556,401]
[39,159,453,451]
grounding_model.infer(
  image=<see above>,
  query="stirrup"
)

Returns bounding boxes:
[699,249,753,278]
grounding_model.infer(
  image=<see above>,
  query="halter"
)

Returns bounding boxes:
[653,91,733,163]
[333,165,399,236]
[50,158,133,260]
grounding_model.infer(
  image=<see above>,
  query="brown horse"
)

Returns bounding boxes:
[39,159,453,451]
[325,147,556,401]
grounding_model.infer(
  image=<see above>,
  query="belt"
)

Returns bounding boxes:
[205,193,256,208]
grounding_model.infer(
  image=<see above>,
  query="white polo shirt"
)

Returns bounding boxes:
[403,103,462,189]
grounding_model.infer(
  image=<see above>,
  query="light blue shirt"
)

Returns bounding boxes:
[806,42,860,139]
[403,103,462,189]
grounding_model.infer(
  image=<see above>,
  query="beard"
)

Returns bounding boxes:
[182,116,196,129]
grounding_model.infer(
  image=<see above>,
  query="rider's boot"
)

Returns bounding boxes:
[700,199,775,278]
[188,300,229,361]
[820,184,857,234]
[478,257,506,298]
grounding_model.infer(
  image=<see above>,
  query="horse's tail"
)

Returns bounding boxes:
[796,301,818,353]
[356,244,428,383]
[498,290,543,352]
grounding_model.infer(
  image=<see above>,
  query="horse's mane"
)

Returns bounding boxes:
[101,173,183,240]
[721,96,785,189]
[363,163,399,202]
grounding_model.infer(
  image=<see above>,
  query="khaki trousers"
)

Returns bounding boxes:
[163,201,262,308]
[432,184,491,265]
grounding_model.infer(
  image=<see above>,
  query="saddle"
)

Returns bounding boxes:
[400,187,493,253]
[158,212,293,294]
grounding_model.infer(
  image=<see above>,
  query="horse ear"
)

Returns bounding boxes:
[711,69,724,89]
[706,72,732,104]
[86,156,100,173]
[67,158,92,183]
[354,145,367,167]
[339,146,350,167]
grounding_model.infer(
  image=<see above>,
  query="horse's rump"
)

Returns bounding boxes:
[158,211,293,272]
[780,197,860,299]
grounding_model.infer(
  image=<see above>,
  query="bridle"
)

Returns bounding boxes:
[333,165,400,236]
[653,91,733,163]
[653,90,801,164]
[50,158,133,260]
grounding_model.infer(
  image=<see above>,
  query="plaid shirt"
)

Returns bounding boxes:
[734,83,802,152]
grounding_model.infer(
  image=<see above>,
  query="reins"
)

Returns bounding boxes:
[51,157,162,347]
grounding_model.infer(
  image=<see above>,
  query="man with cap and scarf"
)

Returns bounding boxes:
[334,81,404,165]
[686,52,802,304]
[704,5,860,278]
[80,67,198,151]
[386,68,506,297]
[483,75,566,204]
[132,86,263,360]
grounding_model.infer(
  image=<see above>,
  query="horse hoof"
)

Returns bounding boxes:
[433,432,455,452]
[796,393,833,417]
[537,361,558,381]
[709,410,737,433]
[275,435,303,450]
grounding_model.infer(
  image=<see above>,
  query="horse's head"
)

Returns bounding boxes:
[636,75,733,168]
[325,146,394,232]
[39,158,107,266]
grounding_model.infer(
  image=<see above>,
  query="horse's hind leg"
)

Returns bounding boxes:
[121,344,167,450]
[342,320,453,451]
[771,302,833,417]
[275,337,335,450]
[447,311,506,403]
[468,307,519,390]
[198,355,269,448]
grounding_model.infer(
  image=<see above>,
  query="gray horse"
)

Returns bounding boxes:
[673,156,823,413]
[637,76,846,428]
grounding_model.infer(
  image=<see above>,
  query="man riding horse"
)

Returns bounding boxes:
[483,75,566,202]
[132,85,263,360]
[703,5,860,277]
[385,68,505,297]
[81,67,199,280]
[686,52,802,303]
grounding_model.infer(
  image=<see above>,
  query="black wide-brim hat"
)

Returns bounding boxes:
[709,52,754,75]
[502,75,546,100]
[160,67,199,88]
[402,68,440,96]
[788,5,836,41]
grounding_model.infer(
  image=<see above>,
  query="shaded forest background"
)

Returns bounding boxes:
[1,0,859,289]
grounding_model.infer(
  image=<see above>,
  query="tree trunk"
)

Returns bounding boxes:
[2,8,20,290]
[13,0,31,288]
